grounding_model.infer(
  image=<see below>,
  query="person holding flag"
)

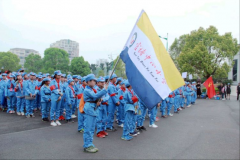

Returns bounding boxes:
[203,76,216,99]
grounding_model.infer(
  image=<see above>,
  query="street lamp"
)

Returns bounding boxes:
[159,33,168,51]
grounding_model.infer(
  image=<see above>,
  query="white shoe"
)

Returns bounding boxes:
[50,121,57,127]
[222,98,225,100]
[21,112,25,116]
[149,124,158,128]
[71,115,77,119]
[179,108,182,110]
[168,113,173,116]
[118,124,124,128]
[55,121,61,126]
[17,112,21,115]
[187,105,191,108]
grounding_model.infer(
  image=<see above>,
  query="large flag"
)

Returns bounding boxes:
[120,10,185,109]
[203,76,216,99]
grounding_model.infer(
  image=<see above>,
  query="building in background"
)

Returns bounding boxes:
[96,59,108,67]
[228,48,240,85]
[9,48,40,66]
[50,39,79,61]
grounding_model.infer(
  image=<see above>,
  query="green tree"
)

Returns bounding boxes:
[24,53,43,73]
[70,56,91,76]
[113,56,127,79]
[98,70,105,77]
[176,26,239,78]
[0,52,21,72]
[100,63,105,70]
[42,48,70,73]
[90,64,98,75]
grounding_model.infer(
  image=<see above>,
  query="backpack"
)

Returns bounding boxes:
[79,94,85,113]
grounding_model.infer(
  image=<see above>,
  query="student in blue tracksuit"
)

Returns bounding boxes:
[59,74,67,121]
[49,70,63,127]
[149,103,160,128]
[186,83,193,107]
[121,81,139,141]
[35,75,42,111]
[136,98,147,131]
[5,75,15,113]
[107,73,120,131]
[77,76,86,133]
[14,73,25,116]
[24,73,38,117]
[65,78,76,122]
[174,89,180,113]
[40,78,51,122]
[12,74,17,111]
[161,98,168,118]
[83,74,108,153]
[0,73,8,111]
[96,77,110,138]
[72,75,79,119]
[191,82,197,104]
[117,80,126,127]
[180,85,186,109]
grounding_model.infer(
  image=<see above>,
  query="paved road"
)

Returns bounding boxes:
[0,97,239,159]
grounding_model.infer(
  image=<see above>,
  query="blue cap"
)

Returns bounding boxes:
[105,75,109,80]
[42,74,46,78]
[17,68,24,72]
[77,76,82,80]
[192,81,196,84]
[16,73,21,76]
[117,77,122,83]
[97,76,105,82]
[86,74,97,82]
[120,80,125,85]
[110,73,117,80]
[46,73,50,76]
[51,75,54,78]
[9,75,14,78]
[68,78,74,84]
[54,70,61,75]
[73,75,78,79]
[30,72,36,76]
[38,72,42,75]
[38,75,42,79]
[42,78,51,82]
[125,80,130,87]
[82,76,86,82]
[12,72,16,75]
[2,73,7,76]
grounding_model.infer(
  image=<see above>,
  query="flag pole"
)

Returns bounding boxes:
[107,56,120,84]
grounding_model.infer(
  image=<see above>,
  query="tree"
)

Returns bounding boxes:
[24,53,43,73]
[169,35,187,68]
[100,63,105,70]
[176,26,239,78]
[98,70,105,77]
[0,52,22,72]
[70,56,91,76]
[90,64,98,75]
[113,56,127,79]
[42,48,70,73]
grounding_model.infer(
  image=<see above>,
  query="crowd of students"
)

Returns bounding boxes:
[0,69,197,153]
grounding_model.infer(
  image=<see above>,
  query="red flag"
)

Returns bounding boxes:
[203,77,216,99]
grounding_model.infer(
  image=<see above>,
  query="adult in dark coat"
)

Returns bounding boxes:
[196,82,201,98]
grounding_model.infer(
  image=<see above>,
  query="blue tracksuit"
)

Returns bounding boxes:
[186,86,193,106]
[5,79,16,112]
[137,99,147,127]
[65,85,75,120]
[191,85,197,104]
[83,86,107,148]
[24,80,38,116]
[117,88,126,125]
[60,81,68,117]
[14,80,25,113]
[174,89,181,112]
[161,99,167,116]
[50,79,63,121]
[35,80,42,110]
[40,85,51,119]
[180,86,186,107]
[0,79,8,108]
[96,87,109,134]
[107,82,119,129]
[122,89,136,138]
[77,85,85,131]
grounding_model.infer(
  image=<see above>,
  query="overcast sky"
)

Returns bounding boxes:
[0,0,239,64]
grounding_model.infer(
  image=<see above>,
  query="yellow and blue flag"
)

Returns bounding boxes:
[120,10,184,109]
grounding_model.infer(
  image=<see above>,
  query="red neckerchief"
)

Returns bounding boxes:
[38,80,41,82]
[110,82,116,86]
[128,88,134,96]
[19,80,23,88]
[69,85,75,96]
[55,79,60,89]
[121,87,126,92]
[92,88,97,93]
[10,81,13,89]
[82,84,86,89]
